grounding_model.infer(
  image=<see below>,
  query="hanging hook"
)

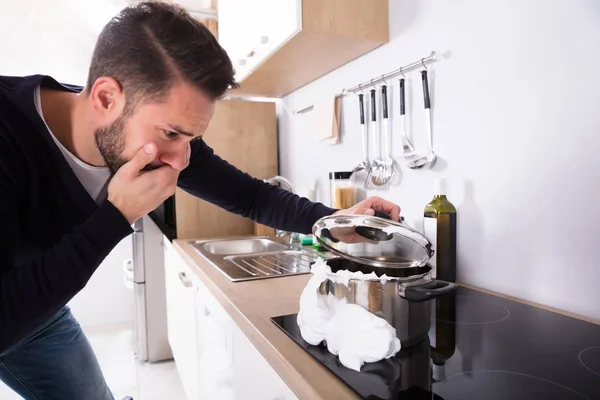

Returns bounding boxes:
[370,78,376,90]
[381,74,388,86]
[421,58,428,70]
[400,67,406,79]
[358,83,364,94]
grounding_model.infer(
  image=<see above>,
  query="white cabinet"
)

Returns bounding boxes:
[195,275,236,399]
[217,0,302,83]
[165,242,297,400]
[164,240,236,400]
[163,239,199,399]
[232,324,299,400]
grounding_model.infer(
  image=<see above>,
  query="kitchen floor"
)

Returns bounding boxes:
[0,324,186,400]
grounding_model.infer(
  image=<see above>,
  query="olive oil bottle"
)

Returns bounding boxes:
[423,178,457,282]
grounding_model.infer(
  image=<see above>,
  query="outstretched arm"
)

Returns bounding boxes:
[177,138,336,234]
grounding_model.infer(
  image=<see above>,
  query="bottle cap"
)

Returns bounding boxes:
[434,178,446,195]
[329,171,353,180]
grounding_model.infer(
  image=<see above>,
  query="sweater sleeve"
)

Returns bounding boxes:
[177,138,336,235]
[0,140,133,351]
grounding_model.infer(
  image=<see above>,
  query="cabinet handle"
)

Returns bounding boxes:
[245,36,269,58]
[178,272,192,288]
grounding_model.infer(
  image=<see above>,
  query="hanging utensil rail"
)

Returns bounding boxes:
[343,50,436,95]
[292,50,436,115]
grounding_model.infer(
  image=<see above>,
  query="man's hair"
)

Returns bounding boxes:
[85,0,238,113]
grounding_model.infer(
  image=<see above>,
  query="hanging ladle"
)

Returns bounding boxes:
[408,67,437,169]
[352,89,370,173]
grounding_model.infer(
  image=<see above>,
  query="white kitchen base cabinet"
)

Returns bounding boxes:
[163,238,200,399]
[233,325,299,400]
[164,240,296,399]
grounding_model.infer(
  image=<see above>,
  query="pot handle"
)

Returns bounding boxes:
[403,280,456,302]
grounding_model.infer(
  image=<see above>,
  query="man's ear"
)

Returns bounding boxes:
[88,77,125,119]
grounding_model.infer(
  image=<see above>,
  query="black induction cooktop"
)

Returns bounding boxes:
[271,286,600,400]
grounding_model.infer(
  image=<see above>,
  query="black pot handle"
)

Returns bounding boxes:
[403,280,456,302]
[373,209,405,223]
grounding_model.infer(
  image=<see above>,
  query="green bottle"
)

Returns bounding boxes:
[423,178,457,282]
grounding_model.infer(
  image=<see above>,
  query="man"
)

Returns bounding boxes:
[0,1,401,399]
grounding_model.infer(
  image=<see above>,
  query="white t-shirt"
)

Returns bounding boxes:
[34,85,111,204]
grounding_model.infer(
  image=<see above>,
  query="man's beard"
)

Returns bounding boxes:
[94,114,128,175]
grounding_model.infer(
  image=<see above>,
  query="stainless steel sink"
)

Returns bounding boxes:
[201,237,287,255]
[190,236,326,282]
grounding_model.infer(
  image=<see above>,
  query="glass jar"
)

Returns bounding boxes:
[329,171,355,209]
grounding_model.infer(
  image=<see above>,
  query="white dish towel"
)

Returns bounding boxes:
[296,258,401,372]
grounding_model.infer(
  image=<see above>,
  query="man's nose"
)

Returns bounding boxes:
[162,143,190,171]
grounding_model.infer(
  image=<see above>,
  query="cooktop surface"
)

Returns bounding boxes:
[271,286,600,400]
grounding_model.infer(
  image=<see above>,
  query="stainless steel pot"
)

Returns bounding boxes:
[316,257,455,347]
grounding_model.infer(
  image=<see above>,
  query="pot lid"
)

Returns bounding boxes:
[312,211,434,269]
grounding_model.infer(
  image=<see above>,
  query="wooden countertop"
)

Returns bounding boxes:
[173,238,600,400]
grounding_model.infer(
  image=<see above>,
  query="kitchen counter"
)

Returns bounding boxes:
[172,238,600,400]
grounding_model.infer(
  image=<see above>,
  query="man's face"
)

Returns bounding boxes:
[94,81,214,175]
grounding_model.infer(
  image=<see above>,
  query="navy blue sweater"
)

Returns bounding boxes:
[0,74,335,352]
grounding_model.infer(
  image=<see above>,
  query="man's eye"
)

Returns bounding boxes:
[164,130,178,138]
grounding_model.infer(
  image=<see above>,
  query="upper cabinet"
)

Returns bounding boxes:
[218,0,389,98]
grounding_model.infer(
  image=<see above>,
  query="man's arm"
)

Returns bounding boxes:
[0,138,133,352]
[177,139,336,235]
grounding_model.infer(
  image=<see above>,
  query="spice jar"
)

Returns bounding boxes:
[329,171,355,209]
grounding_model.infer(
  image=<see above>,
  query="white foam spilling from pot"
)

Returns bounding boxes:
[297,258,401,372]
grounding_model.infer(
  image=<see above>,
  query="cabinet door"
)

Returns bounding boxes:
[217,0,260,73]
[262,0,302,50]
[218,0,301,83]
[195,280,236,400]
[233,325,299,400]
[163,240,199,400]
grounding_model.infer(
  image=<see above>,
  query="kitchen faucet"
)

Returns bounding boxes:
[263,175,299,245]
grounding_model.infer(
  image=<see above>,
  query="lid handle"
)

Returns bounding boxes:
[373,209,405,223]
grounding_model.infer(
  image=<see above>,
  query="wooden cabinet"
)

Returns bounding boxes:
[164,243,298,400]
[218,0,389,97]
[174,99,278,240]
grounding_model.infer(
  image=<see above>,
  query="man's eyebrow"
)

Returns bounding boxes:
[167,124,195,137]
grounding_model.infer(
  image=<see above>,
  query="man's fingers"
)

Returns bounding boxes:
[145,164,179,193]
[123,143,158,174]
[359,197,401,221]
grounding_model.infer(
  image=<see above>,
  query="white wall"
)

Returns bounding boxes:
[278,0,600,320]
[0,0,124,85]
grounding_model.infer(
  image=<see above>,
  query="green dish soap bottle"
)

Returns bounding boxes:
[423,178,457,282]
